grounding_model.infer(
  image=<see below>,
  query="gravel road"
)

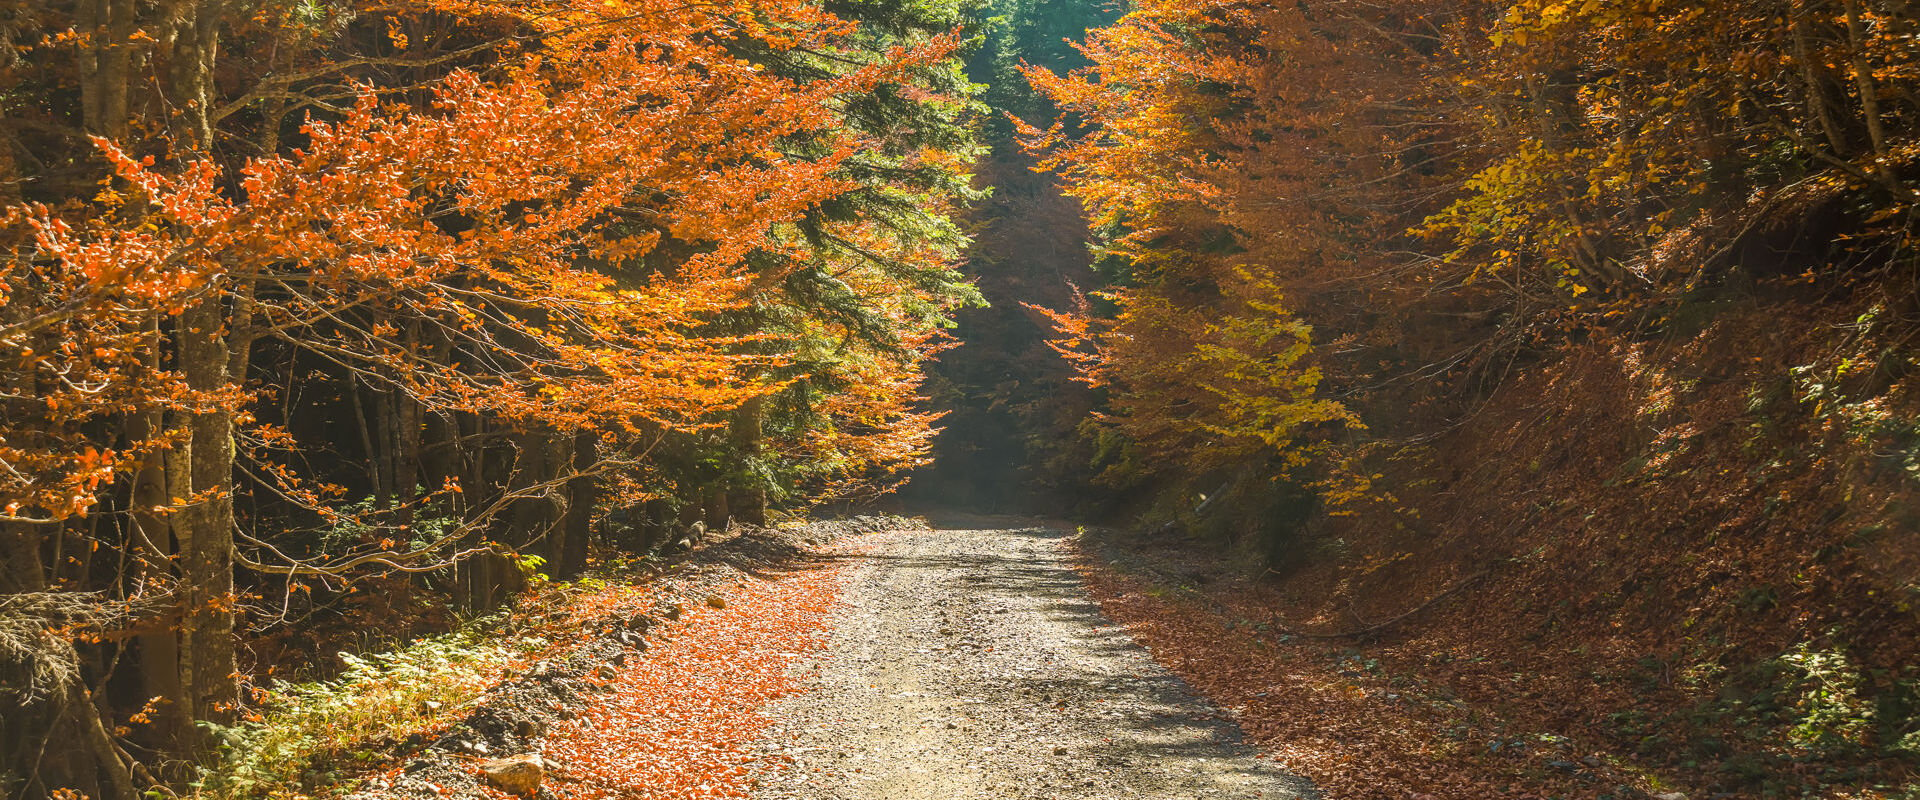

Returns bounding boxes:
[749,525,1315,800]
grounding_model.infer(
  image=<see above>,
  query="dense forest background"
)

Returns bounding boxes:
[1013,1,1920,796]
[6,0,1920,797]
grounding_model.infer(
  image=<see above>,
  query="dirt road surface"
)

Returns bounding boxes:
[749,525,1315,800]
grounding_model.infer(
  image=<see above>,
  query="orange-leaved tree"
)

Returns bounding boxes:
[3,0,968,784]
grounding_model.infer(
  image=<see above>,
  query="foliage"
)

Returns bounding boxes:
[1023,0,1920,533]
[529,548,851,799]
[1778,642,1877,754]
[199,624,521,799]
[0,0,985,789]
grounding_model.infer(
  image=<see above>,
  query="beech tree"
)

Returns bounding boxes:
[1,1,978,794]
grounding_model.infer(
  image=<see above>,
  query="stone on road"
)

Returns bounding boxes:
[750,526,1315,799]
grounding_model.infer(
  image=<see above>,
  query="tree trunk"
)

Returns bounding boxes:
[702,489,730,532]
[170,295,237,737]
[508,428,556,564]
[164,0,222,150]
[61,656,139,800]
[0,521,45,594]
[126,358,187,757]
[76,0,137,142]
[728,396,768,527]
[557,430,596,578]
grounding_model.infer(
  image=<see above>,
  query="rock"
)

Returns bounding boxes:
[706,595,727,609]
[480,754,544,796]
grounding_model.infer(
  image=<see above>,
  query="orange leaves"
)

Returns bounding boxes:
[541,561,852,800]
[1,0,971,527]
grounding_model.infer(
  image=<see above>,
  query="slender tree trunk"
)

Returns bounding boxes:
[164,0,221,149]
[558,430,595,578]
[1842,0,1889,160]
[126,333,187,756]
[61,658,139,800]
[1792,2,1853,157]
[507,428,554,559]
[350,380,385,505]
[76,0,136,142]
[156,2,247,745]
[728,397,768,527]
[1,336,48,591]
[171,296,237,735]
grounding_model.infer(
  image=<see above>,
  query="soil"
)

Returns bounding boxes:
[747,524,1314,800]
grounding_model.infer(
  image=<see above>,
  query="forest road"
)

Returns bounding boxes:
[748,525,1316,800]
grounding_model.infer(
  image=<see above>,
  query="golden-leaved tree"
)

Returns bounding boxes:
[1022,0,1451,521]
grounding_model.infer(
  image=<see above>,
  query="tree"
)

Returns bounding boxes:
[2,0,974,792]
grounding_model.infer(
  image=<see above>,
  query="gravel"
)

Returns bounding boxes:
[749,525,1317,800]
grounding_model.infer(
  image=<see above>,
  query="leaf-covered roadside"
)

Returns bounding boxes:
[199,519,900,800]
[1074,528,1911,800]
[532,537,872,800]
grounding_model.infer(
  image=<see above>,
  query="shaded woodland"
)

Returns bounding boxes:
[1021,0,1920,795]
[7,0,1920,797]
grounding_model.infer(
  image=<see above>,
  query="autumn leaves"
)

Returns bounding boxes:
[1019,0,1920,516]
[1,0,980,783]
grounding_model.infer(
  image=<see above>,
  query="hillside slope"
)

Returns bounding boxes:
[1092,280,1920,797]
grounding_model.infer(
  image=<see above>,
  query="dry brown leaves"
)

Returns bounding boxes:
[1073,548,1624,800]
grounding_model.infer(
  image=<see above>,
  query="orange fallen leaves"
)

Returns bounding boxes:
[1073,547,1571,800]
[536,559,853,800]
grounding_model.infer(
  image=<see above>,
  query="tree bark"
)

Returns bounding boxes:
[558,430,596,578]
[76,0,137,142]
[61,657,139,800]
[171,295,238,735]
[728,396,768,527]
[126,336,187,756]
[164,0,222,150]
[702,489,731,532]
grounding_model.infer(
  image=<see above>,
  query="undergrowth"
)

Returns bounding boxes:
[196,616,532,800]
